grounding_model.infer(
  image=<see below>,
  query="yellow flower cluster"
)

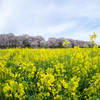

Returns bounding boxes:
[63,40,69,47]
[3,80,25,99]
[89,32,97,45]
[0,45,100,99]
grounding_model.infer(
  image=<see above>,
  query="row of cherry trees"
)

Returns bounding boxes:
[0,33,98,48]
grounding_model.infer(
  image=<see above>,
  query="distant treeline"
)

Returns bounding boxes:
[0,33,99,48]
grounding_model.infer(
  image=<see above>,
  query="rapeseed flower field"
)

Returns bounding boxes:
[0,45,100,100]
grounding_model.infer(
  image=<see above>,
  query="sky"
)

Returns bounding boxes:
[0,0,100,45]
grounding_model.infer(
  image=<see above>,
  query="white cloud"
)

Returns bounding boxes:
[15,21,77,37]
[0,0,15,32]
[0,0,100,45]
